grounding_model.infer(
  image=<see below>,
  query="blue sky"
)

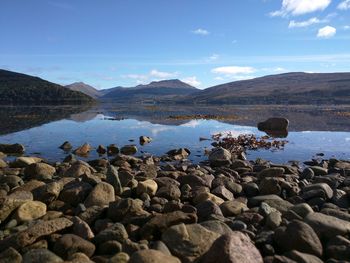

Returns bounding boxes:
[1,0,350,89]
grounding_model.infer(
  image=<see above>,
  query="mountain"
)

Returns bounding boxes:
[101,79,198,102]
[66,82,101,98]
[0,69,94,104]
[185,72,350,105]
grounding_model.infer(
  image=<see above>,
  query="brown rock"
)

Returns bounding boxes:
[129,249,180,263]
[53,234,96,258]
[202,232,263,263]
[84,182,115,207]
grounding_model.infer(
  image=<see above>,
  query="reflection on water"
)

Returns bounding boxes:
[0,104,349,163]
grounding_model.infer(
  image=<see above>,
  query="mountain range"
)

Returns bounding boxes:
[1,69,350,105]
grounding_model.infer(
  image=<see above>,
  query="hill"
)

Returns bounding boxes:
[185,72,350,105]
[101,79,198,103]
[0,69,94,104]
[66,82,101,98]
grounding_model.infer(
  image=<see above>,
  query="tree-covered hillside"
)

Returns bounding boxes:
[0,69,94,104]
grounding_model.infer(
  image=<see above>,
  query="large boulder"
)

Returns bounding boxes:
[24,163,56,180]
[202,232,263,263]
[162,223,220,263]
[0,143,25,154]
[305,212,350,240]
[209,147,232,166]
[257,118,289,131]
[274,220,323,257]
[84,182,115,207]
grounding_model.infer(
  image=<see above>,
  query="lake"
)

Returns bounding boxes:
[0,104,350,164]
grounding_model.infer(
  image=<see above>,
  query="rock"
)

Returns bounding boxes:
[11,157,42,168]
[140,136,152,145]
[137,179,158,196]
[24,163,56,180]
[289,203,314,218]
[129,249,181,263]
[108,252,130,263]
[274,220,322,256]
[64,162,92,177]
[266,211,282,229]
[94,223,128,245]
[259,178,281,195]
[108,198,150,222]
[248,194,283,207]
[167,148,190,160]
[73,143,92,156]
[326,235,350,261]
[309,166,328,176]
[202,232,263,263]
[72,216,95,240]
[220,200,248,217]
[211,185,234,200]
[305,212,350,240]
[156,184,181,200]
[106,165,123,195]
[22,249,63,263]
[257,118,289,132]
[141,211,197,239]
[193,192,225,206]
[0,197,29,223]
[59,181,93,206]
[284,250,323,263]
[14,201,47,222]
[0,158,7,168]
[196,200,223,221]
[59,141,72,151]
[0,143,25,154]
[303,183,333,199]
[120,145,138,155]
[0,217,73,251]
[209,147,232,166]
[53,234,96,258]
[259,167,285,178]
[0,152,7,159]
[0,247,22,263]
[97,145,107,154]
[0,175,23,188]
[200,220,232,235]
[107,144,119,155]
[97,240,122,255]
[84,182,115,207]
[162,223,220,263]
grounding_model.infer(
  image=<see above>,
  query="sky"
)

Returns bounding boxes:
[1,0,350,89]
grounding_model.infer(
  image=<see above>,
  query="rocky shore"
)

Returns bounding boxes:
[0,141,350,263]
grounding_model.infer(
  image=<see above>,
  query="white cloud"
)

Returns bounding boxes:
[270,0,331,17]
[181,76,201,87]
[192,28,210,35]
[289,17,326,28]
[344,25,350,30]
[123,69,178,84]
[150,69,178,78]
[338,0,350,10]
[317,25,336,38]
[211,66,256,75]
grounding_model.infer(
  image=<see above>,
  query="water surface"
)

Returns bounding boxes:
[0,104,349,163]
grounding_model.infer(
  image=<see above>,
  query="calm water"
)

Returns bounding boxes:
[0,104,350,163]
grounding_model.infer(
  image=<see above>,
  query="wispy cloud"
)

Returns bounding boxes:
[192,28,210,35]
[270,0,331,17]
[48,1,74,10]
[289,17,326,28]
[317,25,336,38]
[344,25,350,30]
[338,0,350,10]
[212,66,256,75]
